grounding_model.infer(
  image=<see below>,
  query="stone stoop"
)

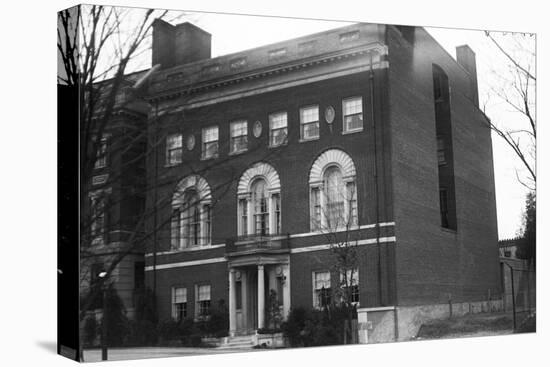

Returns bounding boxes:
[217,335,255,349]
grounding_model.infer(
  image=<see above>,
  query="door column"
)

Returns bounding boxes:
[229,268,237,336]
[257,264,265,329]
[241,270,248,332]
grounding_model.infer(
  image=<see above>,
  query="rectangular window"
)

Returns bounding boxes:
[197,284,211,317]
[166,134,183,165]
[90,195,105,244]
[340,269,359,304]
[239,199,248,236]
[300,105,320,141]
[437,137,446,165]
[269,112,288,147]
[311,187,321,231]
[172,287,187,321]
[343,97,363,133]
[439,188,449,228]
[94,137,107,169]
[313,271,331,309]
[273,193,281,234]
[202,126,219,159]
[230,120,248,153]
[347,182,358,226]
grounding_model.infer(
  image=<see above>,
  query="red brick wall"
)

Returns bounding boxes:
[387,26,501,306]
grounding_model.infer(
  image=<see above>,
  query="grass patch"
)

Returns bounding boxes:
[416,313,513,339]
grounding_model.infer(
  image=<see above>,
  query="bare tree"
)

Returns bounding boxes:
[483,31,536,190]
[314,177,360,344]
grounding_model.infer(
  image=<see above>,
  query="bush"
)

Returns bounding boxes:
[99,284,128,347]
[126,319,158,346]
[83,315,98,347]
[282,305,355,347]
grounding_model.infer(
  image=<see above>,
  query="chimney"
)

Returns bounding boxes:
[456,45,479,107]
[152,20,211,69]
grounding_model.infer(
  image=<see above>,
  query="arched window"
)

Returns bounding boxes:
[309,149,358,231]
[237,163,281,237]
[171,175,212,249]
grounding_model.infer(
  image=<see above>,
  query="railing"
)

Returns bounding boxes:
[225,233,290,254]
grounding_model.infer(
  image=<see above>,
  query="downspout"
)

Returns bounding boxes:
[152,100,159,297]
[369,52,383,306]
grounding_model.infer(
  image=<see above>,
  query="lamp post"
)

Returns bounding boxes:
[98,271,108,361]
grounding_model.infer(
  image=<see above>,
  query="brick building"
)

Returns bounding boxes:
[139,20,501,343]
[81,71,149,320]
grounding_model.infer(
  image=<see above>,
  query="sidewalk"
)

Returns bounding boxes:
[82,346,255,362]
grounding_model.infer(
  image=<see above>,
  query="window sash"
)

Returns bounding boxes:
[231,135,247,153]
[173,287,187,303]
[301,121,319,140]
[198,285,211,301]
[230,121,247,137]
[270,127,287,146]
[300,106,319,124]
[343,97,362,115]
[202,127,219,143]
[202,141,218,159]
[314,271,331,290]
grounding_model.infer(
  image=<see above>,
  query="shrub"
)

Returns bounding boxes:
[126,319,158,346]
[282,305,355,347]
[83,315,98,347]
[99,284,129,347]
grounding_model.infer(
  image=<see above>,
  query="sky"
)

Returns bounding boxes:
[117,9,534,240]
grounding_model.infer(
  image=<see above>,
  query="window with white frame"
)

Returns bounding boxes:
[196,284,211,318]
[230,120,248,153]
[340,269,359,305]
[94,136,108,169]
[202,126,219,159]
[166,134,183,165]
[237,163,282,237]
[313,271,331,309]
[171,190,211,249]
[342,96,363,133]
[171,175,212,250]
[269,112,288,147]
[300,105,320,141]
[172,287,187,321]
[309,150,358,232]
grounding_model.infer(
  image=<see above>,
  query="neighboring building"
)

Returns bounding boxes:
[138,20,501,343]
[499,238,535,314]
[80,71,149,320]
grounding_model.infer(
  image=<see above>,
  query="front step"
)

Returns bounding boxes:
[217,335,255,349]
